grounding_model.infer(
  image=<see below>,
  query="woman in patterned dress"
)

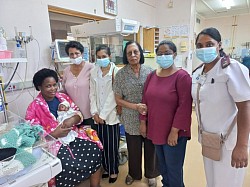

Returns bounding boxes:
[113,41,159,186]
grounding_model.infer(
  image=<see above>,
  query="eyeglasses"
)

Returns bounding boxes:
[127,50,140,57]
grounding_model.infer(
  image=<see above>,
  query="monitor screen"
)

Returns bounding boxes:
[58,41,69,58]
[55,40,69,61]
[54,39,89,62]
[124,25,135,31]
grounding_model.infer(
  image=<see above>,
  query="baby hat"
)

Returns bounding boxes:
[59,101,70,108]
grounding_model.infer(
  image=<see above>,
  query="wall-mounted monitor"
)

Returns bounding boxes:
[55,39,70,62]
[121,19,139,34]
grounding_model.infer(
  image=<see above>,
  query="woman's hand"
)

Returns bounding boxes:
[93,114,104,124]
[115,94,147,114]
[136,103,147,115]
[139,121,147,138]
[62,115,80,128]
[50,124,72,139]
[93,114,100,124]
[167,127,179,146]
[232,101,250,168]
[231,144,248,168]
[99,118,104,124]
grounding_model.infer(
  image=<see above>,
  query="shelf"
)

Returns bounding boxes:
[0,58,28,63]
[54,61,72,65]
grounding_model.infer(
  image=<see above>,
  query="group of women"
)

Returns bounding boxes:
[25,27,250,187]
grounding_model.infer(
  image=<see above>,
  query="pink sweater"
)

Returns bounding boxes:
[25,92,103,153]
[62,62,94,119]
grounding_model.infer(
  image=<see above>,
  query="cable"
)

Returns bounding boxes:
[34,38,41,70]
[6,68,35,104]
[2,62,35,103]
[7,86,21,116]
[2,34,40,107]
[3,62,19,91]
[2,62,35,99]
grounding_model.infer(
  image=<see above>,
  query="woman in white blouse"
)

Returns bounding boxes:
[89,45,120,183]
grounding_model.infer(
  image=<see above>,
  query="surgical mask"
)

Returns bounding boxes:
[96,57,110,67]
[70,56,83,65]
[156,55,174,69]
[195,47,218,63]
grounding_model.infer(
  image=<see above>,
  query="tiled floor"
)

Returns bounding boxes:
[100,112,250,187]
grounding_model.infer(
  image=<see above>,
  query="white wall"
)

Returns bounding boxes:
[1,0,53,117]
[155,0,196,73]
[204,14,250,57]
[47,0,157,26]
[192,14,250,70]
[193,14,206,70]
[195,14,206,35]
[0,0,157,117]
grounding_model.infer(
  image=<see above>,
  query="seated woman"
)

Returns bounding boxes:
[25,68,102,187]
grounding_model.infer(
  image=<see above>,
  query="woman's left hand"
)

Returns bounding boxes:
[167,127,179,146]
[139,121,147,138]
[231,145,248,168]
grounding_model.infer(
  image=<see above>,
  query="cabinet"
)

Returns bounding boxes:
[143,28,159,53]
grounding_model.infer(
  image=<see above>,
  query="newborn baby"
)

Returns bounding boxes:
[57,101,78,145]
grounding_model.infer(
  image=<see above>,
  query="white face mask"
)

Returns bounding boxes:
[70,56,83,65]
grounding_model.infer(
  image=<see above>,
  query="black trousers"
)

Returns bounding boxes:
[92,123,120,175]
[125,132,160,180]
[79,117,94,127]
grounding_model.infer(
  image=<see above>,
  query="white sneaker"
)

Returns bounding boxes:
[148,178,157,187]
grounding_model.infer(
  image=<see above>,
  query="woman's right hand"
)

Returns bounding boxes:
[50,124,72,139]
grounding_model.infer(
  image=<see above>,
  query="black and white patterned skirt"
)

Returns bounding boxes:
[56,138,102,187]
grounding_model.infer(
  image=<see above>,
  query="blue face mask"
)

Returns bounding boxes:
[196,47,218,63]
[96,57,110,67]
[156,55,174,69]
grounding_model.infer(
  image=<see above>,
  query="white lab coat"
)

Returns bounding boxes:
[192,58,250,187]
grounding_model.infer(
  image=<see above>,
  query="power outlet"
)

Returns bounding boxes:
[7,83,18,91]
[5,80,33,92]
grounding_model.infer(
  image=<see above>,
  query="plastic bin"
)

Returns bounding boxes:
[0,50,12,59]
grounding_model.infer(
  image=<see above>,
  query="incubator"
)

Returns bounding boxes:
[0,111,62,187]
[71,18,140,65]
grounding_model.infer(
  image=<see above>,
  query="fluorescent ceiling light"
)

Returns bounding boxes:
[221,0,234,9]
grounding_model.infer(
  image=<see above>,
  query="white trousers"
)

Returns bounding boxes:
[204,144,247,187]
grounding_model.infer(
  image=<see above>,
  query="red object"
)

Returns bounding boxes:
[0,50,12,59]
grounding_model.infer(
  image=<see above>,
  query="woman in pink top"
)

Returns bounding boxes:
[140,40,192,187]
[62,41,95,126]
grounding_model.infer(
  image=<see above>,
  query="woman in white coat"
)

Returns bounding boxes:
[89,45,120,183]
[192,27,250,187]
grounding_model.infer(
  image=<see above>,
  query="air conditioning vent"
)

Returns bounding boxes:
[216,10,228,13]
[196,18,201,24]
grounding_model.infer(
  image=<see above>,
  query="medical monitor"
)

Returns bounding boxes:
[54,39,89,62]
[55,39,70,62]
